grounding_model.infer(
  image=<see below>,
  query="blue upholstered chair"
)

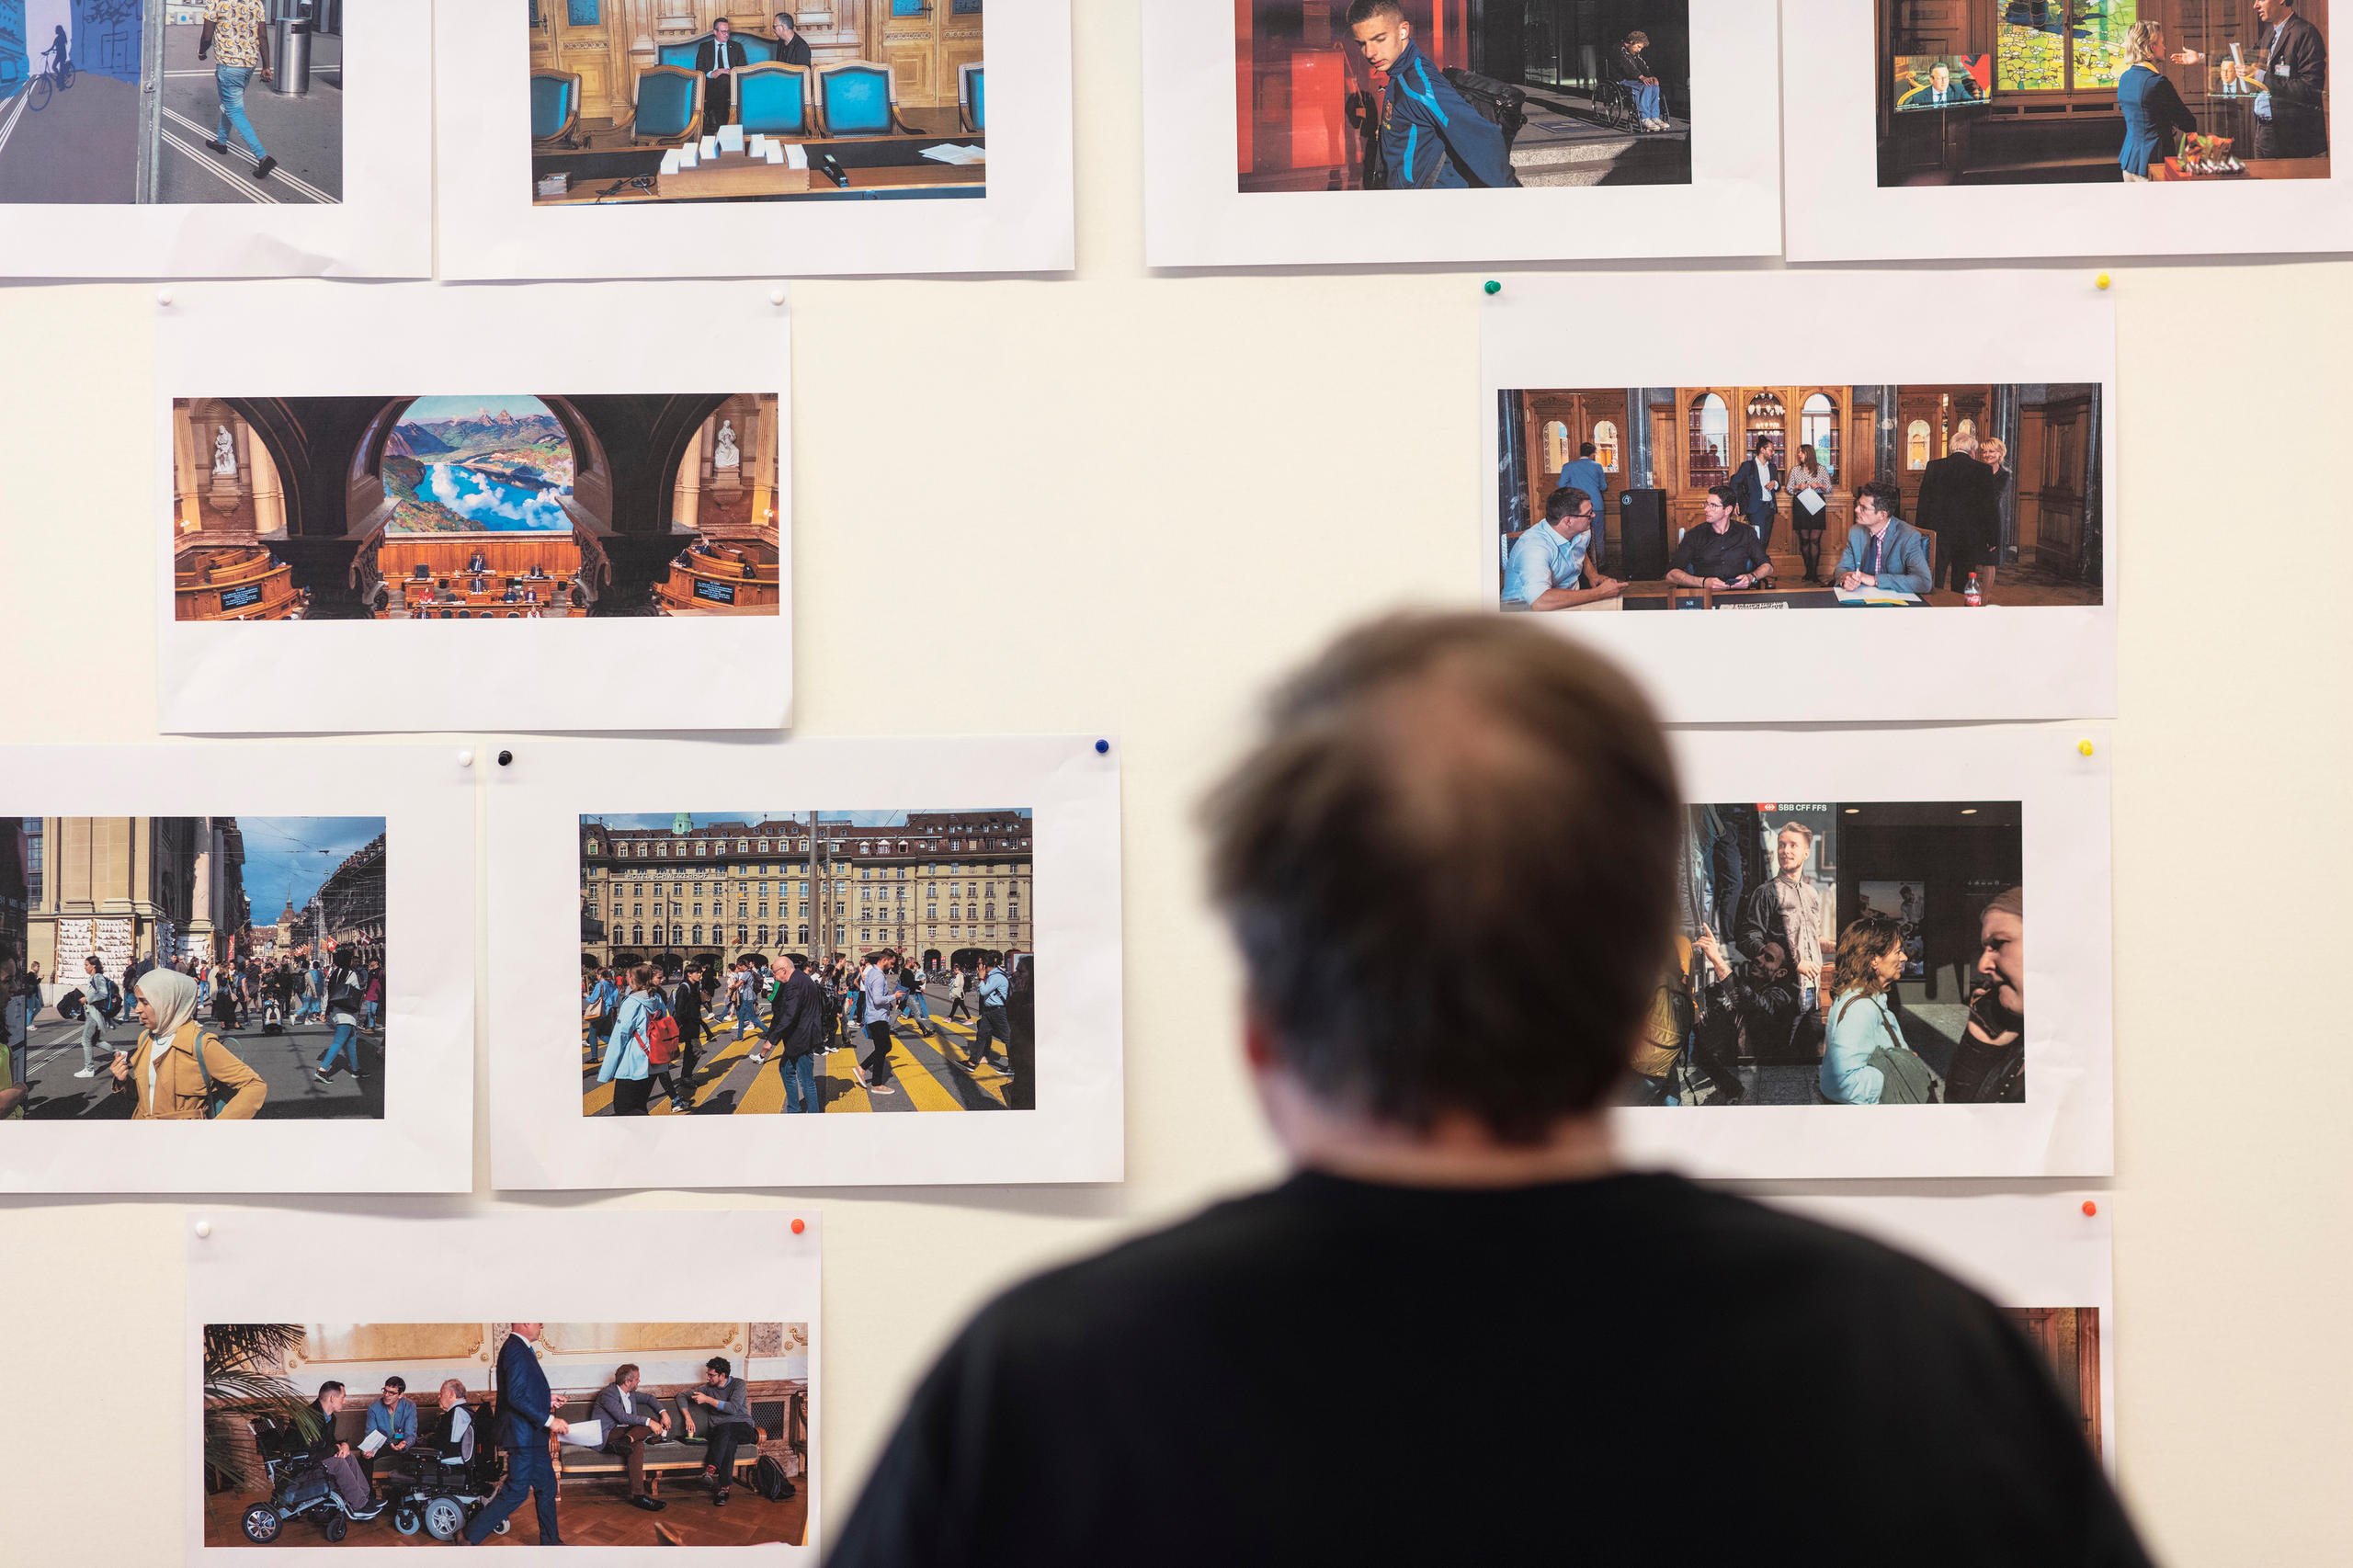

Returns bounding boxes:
[656,30,781,70]
[814,60,917,138]
[531,69,583,149]
[960,62,984,133]
[628,65,703,148]
[732,61,813,138]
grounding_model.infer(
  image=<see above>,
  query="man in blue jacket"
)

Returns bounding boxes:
[1348,0,1515,189]
[465,1322,571,1546]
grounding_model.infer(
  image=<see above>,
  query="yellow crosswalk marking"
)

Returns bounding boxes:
[823,1045,872,1113]
[737,1052,787,1115]
[887,1041,962,1113]
[583,1079,615,1116]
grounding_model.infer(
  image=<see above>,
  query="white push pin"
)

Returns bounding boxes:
[768,288,786,305]
[157,290,174,307]
[457,748,475,768]
[195,1220,211,1239]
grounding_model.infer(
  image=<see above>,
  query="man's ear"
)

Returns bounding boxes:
[1241,1001,1279,1072]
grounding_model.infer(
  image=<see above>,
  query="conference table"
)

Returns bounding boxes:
[1620,583,1929,610]
[532,115,985,205]
[2148,155,2330,182]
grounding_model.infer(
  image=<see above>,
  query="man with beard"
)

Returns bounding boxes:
[1736,822,1824,1014]
[1947,888,2025,1103]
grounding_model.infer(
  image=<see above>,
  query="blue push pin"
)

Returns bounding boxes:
[1483,279,1502,296]
[1094,739,1110,755]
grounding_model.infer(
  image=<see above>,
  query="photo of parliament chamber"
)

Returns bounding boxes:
[172,394,781,623]
[1498,384,2106,610]
[1880,0,2330,186]
[529,5,985,206]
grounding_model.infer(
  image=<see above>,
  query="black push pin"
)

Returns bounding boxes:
[498,749,515,767]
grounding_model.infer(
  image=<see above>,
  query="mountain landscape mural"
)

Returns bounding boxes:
[382,396,575,533]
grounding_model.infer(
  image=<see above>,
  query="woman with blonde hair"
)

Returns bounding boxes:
[2115,20,2198,181]
[1818,913,1941,1105]
[108,967,267,1119]
[1971,436,2011,596]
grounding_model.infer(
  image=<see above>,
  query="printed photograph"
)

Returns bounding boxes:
[2006,1307,2105,1457]
[170,393,782,621]
[1631,801,2024,1108]
[0,1,343,205]
[1236,0,1692,191]
[1878,0,2329,187]
[579,811,1034,1117]
[528,3,985,207]
[203,1321,809,1548]
[1496,383,2106,611]
[0,814,386,1122]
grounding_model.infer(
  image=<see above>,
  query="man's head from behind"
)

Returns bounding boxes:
[1347,0,1412,74]
[1203,613,1679,1147]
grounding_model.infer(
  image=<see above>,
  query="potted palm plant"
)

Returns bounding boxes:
[202,1323,324,1494]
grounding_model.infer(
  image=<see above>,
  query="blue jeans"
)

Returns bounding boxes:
[1623,80,1663,121]
[319,1021,360,1076]
[469,1442,561,1545]
[215,65,268,161]
[781,1051,818,1113]
[733,997,759,1032]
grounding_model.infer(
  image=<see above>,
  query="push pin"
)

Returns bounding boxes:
[195,1219,212,1239]
[2077,739,2095,758]
[790,1218,806,1235]
[157,290,174,307]
[498,749,515,767]
[2081,1199,2098,1217]
[1483,279,1502,296]
[768,288,787,305]
[2095,272,2111,290]
[1094,739,1109,756]
[457,748,475,768]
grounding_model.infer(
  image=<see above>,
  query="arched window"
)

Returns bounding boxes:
[1907,419,1931,471]
[1592,419,1620,472]
[631,926,642,946]
[797,926,810,944]
[1687,393,1730,488]
[691,924,703,943]
[1800,394,1839,482]
[1542,419,1571,477]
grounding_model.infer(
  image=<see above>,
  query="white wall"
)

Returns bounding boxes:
[1,6,2347,1563]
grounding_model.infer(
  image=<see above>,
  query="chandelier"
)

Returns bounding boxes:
[1745,390,1786,420]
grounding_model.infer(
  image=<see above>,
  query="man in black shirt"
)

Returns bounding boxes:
[1666,483,1775,592]
[832,613,2151,1568]
[773,12,814,69]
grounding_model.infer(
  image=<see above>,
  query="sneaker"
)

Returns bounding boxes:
[949,1056,978,1074]
[869,1083,898,1096]
[712,1487,731,1506]
[205,138,228,153]
[73,1066,97,1078]
[630,1495,666,1513]
[255,155,278,180]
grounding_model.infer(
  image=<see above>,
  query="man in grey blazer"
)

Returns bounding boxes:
[592,1363,672,1514]
[1834,481,1936,597]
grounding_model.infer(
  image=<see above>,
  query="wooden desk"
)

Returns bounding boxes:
[535,131,984,204]
[1616,581,1924,610]
[2149,155,2330,181]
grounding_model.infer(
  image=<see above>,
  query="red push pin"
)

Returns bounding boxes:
[790,1218,806,1235]
[2080,1200,2097,1217]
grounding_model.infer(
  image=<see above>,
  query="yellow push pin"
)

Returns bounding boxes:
[2096,272,2111,290]
[2077,739,2096,757]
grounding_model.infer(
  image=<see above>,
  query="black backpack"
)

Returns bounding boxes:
[754,1454,796,1502]
[1442,68,1528,184]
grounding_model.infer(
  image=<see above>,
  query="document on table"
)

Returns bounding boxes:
[358,1430,388,1456]
[560,1419,605,1448]
[922,143,988,165]
[1797,488,1826,517]
[1835,585,1921,605]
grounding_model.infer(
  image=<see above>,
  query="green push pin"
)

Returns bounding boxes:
[1483,279,1502,295]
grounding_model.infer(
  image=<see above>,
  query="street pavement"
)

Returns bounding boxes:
[12,1006,382,1120]
[0,22,344,207]
[583,981,1017,1116]
[158,22,342,203]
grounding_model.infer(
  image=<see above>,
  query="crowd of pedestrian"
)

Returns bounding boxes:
[586,949,1024,1116]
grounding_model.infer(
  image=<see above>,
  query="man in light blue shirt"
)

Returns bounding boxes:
[362,1376,419,1494]
[1503,487,1624,611]
[1556,444,1611,568]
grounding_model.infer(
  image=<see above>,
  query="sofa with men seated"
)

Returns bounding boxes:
[546,1383,806,1497]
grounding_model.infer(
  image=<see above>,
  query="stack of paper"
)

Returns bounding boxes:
[658,149,682,176]
[920,143,987,166]
[718,124,745,154]
[699,135,721,160]
[677,143,699,169]
[535,173,571,198]
[784,144,809,171]
[1834,585,1921,606]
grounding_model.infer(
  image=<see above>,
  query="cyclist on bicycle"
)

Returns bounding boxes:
[40,27,68,78]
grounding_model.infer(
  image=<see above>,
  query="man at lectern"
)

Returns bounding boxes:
[698,17,751,135]
[832,613,2156,1568]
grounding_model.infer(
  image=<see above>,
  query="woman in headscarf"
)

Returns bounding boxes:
[108,968,267,1120]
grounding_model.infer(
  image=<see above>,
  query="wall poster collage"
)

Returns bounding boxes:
[3,0,2276,1553]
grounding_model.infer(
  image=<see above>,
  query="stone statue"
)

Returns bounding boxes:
[713,419,740,470]
[212,425,238,477]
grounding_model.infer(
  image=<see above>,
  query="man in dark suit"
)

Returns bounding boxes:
[1730,436,1782,555]
[2251,0,2328,159]
[1915,432,1992,593]
[696,17,750,134]
[464,1323,570,1546]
